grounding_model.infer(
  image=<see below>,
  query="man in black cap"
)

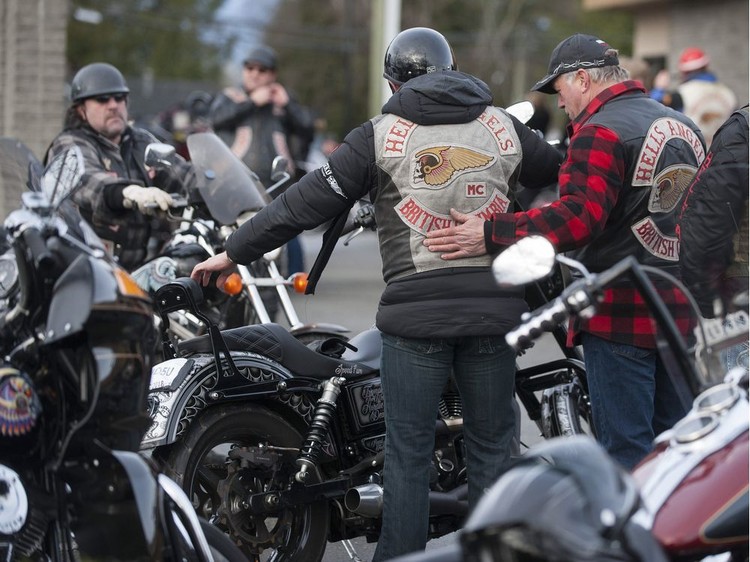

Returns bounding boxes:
[425,33,707,469]
[209,44,315,277]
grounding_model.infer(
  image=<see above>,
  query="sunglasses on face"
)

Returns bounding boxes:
[92,94,128,104]
[244,64,272,73]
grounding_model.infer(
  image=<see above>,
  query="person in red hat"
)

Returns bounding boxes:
[677,47,737,144]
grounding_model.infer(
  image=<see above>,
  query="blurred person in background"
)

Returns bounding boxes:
[677,47,737,144]
[209,45,315,276]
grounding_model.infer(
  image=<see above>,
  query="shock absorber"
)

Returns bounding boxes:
[295,376,346,483]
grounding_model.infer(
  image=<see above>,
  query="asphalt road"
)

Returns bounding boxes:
[285,230,561,562]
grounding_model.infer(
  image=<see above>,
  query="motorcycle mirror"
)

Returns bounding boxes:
[504,100,534,124]
[270,155,290,182]
[145,142,177,169]
[492,235,556,288]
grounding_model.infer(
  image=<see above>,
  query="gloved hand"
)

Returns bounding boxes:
[122,185,174,214]
[355,203,376,230]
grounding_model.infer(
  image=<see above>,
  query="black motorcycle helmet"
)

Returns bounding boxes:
[70,62,130,103]
[383,27,457,86]
[460,435,669,562]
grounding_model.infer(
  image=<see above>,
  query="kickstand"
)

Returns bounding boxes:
[341,539,364,562]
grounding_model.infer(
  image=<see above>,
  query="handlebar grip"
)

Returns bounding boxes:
[21,227,55,271]
[506,298,570,352]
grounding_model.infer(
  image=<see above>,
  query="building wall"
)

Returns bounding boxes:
[586,0,748,106]
[0,0,69,219]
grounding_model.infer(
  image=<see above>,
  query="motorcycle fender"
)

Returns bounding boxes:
[109,450,161,547]
[141,353,294,449]
[108,451,210,559]
[142,356,206,448]
[71,450,165,558]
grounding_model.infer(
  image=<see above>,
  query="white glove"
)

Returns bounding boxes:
[122,185,173,213]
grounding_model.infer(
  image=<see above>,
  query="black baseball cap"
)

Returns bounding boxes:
[243,45,277,70]
[532,34,619,94]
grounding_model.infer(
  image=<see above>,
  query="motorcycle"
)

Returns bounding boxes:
[139,249,596,561]
[392,235,748,562]
[140,269,469,560]
[0,142,245,560]
[131,133,349,344]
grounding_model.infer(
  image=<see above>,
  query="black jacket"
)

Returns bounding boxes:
[226,71,562,337]
[209,86,314,186]
[46,124,191,270]
[679,106,749,316]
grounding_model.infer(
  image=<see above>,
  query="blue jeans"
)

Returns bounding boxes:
[372,333,516,561]
[285,236,304,275]
[582,332,688,470]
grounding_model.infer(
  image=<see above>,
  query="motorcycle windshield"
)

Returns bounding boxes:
[0,137,43,195]
[187,132,270,225]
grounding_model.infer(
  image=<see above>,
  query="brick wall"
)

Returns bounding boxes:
[0,0,69,219]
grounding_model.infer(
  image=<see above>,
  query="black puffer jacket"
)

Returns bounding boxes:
[678,106,749,317]
[226,71,562,338]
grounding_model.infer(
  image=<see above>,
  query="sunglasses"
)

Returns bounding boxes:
[244,64,272,73]
[92,94,128,104]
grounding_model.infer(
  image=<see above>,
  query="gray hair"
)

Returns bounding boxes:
[564,64,630,85]
[563,49,629,85]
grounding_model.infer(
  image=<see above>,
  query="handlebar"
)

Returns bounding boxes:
[505,258,643,353]
[506,297,575,352]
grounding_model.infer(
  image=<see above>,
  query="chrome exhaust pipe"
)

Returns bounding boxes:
[344,482,469,519]
[344,483,383,518]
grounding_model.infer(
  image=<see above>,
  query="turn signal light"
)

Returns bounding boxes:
[292,272,309,294]
[114,267,147,298]
[223,272,243,295]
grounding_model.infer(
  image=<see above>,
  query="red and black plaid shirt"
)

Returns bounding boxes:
[490,81,693,348]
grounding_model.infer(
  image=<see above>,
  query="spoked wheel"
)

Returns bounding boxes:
[157,404,329,561]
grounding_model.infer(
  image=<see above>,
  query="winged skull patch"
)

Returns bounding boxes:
[649,164,697,213]
[412,145,495,188]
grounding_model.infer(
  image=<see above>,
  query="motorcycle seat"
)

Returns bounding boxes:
[178,323,379,379]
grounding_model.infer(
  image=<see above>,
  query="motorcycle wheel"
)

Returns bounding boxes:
[157,404,329,561]
[200,518,247,562]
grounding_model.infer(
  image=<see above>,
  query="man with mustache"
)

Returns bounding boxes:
[46,62,191,270]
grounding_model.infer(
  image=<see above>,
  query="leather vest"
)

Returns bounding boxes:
[372,107,521,283]
[573,94,705,277]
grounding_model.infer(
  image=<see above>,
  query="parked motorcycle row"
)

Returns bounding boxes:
[0,144,245,560]
[0,111,746,562]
